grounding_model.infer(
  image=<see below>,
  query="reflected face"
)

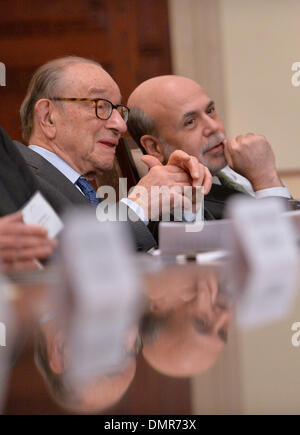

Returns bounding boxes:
[142,267,233,377]
[52,62,127,176]
[145,265,232,342]
[186,272,232,344]
[39,321,138,413]
[145,276,231,345]
[141,306,231,378]
[155,83,227,174]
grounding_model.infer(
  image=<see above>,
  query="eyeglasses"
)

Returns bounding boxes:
[50,97,130,123]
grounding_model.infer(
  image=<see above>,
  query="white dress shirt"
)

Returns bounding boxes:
[216,165,291,199]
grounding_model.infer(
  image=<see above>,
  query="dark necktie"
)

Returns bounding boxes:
[216,172,249,195]
[75,176,100,206]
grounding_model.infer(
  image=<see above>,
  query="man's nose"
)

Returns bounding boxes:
[196,276,218,306]
[106,108,127,135]
[213,308,232,333]
[202,115,219,137]
[194,285,214,318]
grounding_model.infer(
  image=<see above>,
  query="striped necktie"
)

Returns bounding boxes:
[216,172,249,195]
[75,176,100,206]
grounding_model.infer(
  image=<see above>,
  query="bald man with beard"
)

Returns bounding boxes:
[127,75,293,222]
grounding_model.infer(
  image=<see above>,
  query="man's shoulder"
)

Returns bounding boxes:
[13,140,34,156]
[35,175,75,215]
[13,141,88,205]
[13,141,48,169]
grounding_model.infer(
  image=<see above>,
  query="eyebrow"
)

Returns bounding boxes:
[87,87,107,96]
[87,87,123,104]
[182,100,215,121]
[206,100,215,111]
[182,110,198,120]
[191,317,228,343]
[193,327,228,344]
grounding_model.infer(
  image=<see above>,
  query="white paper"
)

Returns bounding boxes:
[59,209,141,386]
[22,191,63,239]
[159,219,233,256]
[226,196,298,328]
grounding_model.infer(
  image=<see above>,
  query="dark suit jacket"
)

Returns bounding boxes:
[0,126,40,216]
[202,183,242,220]
[0,126,78,219]
[204,178,298,219]
[14,141,157,252]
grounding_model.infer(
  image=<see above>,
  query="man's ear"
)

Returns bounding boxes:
[140,135,164,163]
[34,99,56,139]
[48,331,67,375]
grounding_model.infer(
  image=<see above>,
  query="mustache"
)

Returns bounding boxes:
[201,133,226,154]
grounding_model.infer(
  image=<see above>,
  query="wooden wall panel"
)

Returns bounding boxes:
[4,342,191,415]
[0,0,172,139]
[0,0,191,415]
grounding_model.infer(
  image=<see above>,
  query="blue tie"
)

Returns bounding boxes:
[76,176,100,206]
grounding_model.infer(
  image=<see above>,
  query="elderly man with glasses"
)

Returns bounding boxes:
[15,56,212,251]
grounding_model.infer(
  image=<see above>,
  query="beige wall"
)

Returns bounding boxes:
[236,287,300,415]
[191,284,300,415]
[168,0,300,414]
[168,0,226,123]
[220,0,300,171]
[168,0,300,171]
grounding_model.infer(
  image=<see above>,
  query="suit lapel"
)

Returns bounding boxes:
[14,141,89,206]
[0,130,39,212]
[204,183,241,219]
[34,157,89,204]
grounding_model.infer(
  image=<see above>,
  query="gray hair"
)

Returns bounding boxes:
[20,56,102,143]
[127,107,159,154]
[34,329,79,411]
[140,312,168,345]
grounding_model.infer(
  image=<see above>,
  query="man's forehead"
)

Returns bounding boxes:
[60,62,121,100]
[171,87,211,112]
[153,87,212,125]
[86,86,122,101]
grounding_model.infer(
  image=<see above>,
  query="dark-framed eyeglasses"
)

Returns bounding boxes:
[50,97,130,123]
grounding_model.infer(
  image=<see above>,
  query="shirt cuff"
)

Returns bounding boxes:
[255,187,292,199]
[120,198,149,224]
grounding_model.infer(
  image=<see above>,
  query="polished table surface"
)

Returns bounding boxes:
[1,251,300,415]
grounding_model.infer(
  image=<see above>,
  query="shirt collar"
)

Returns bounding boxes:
[29,145,81,184]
